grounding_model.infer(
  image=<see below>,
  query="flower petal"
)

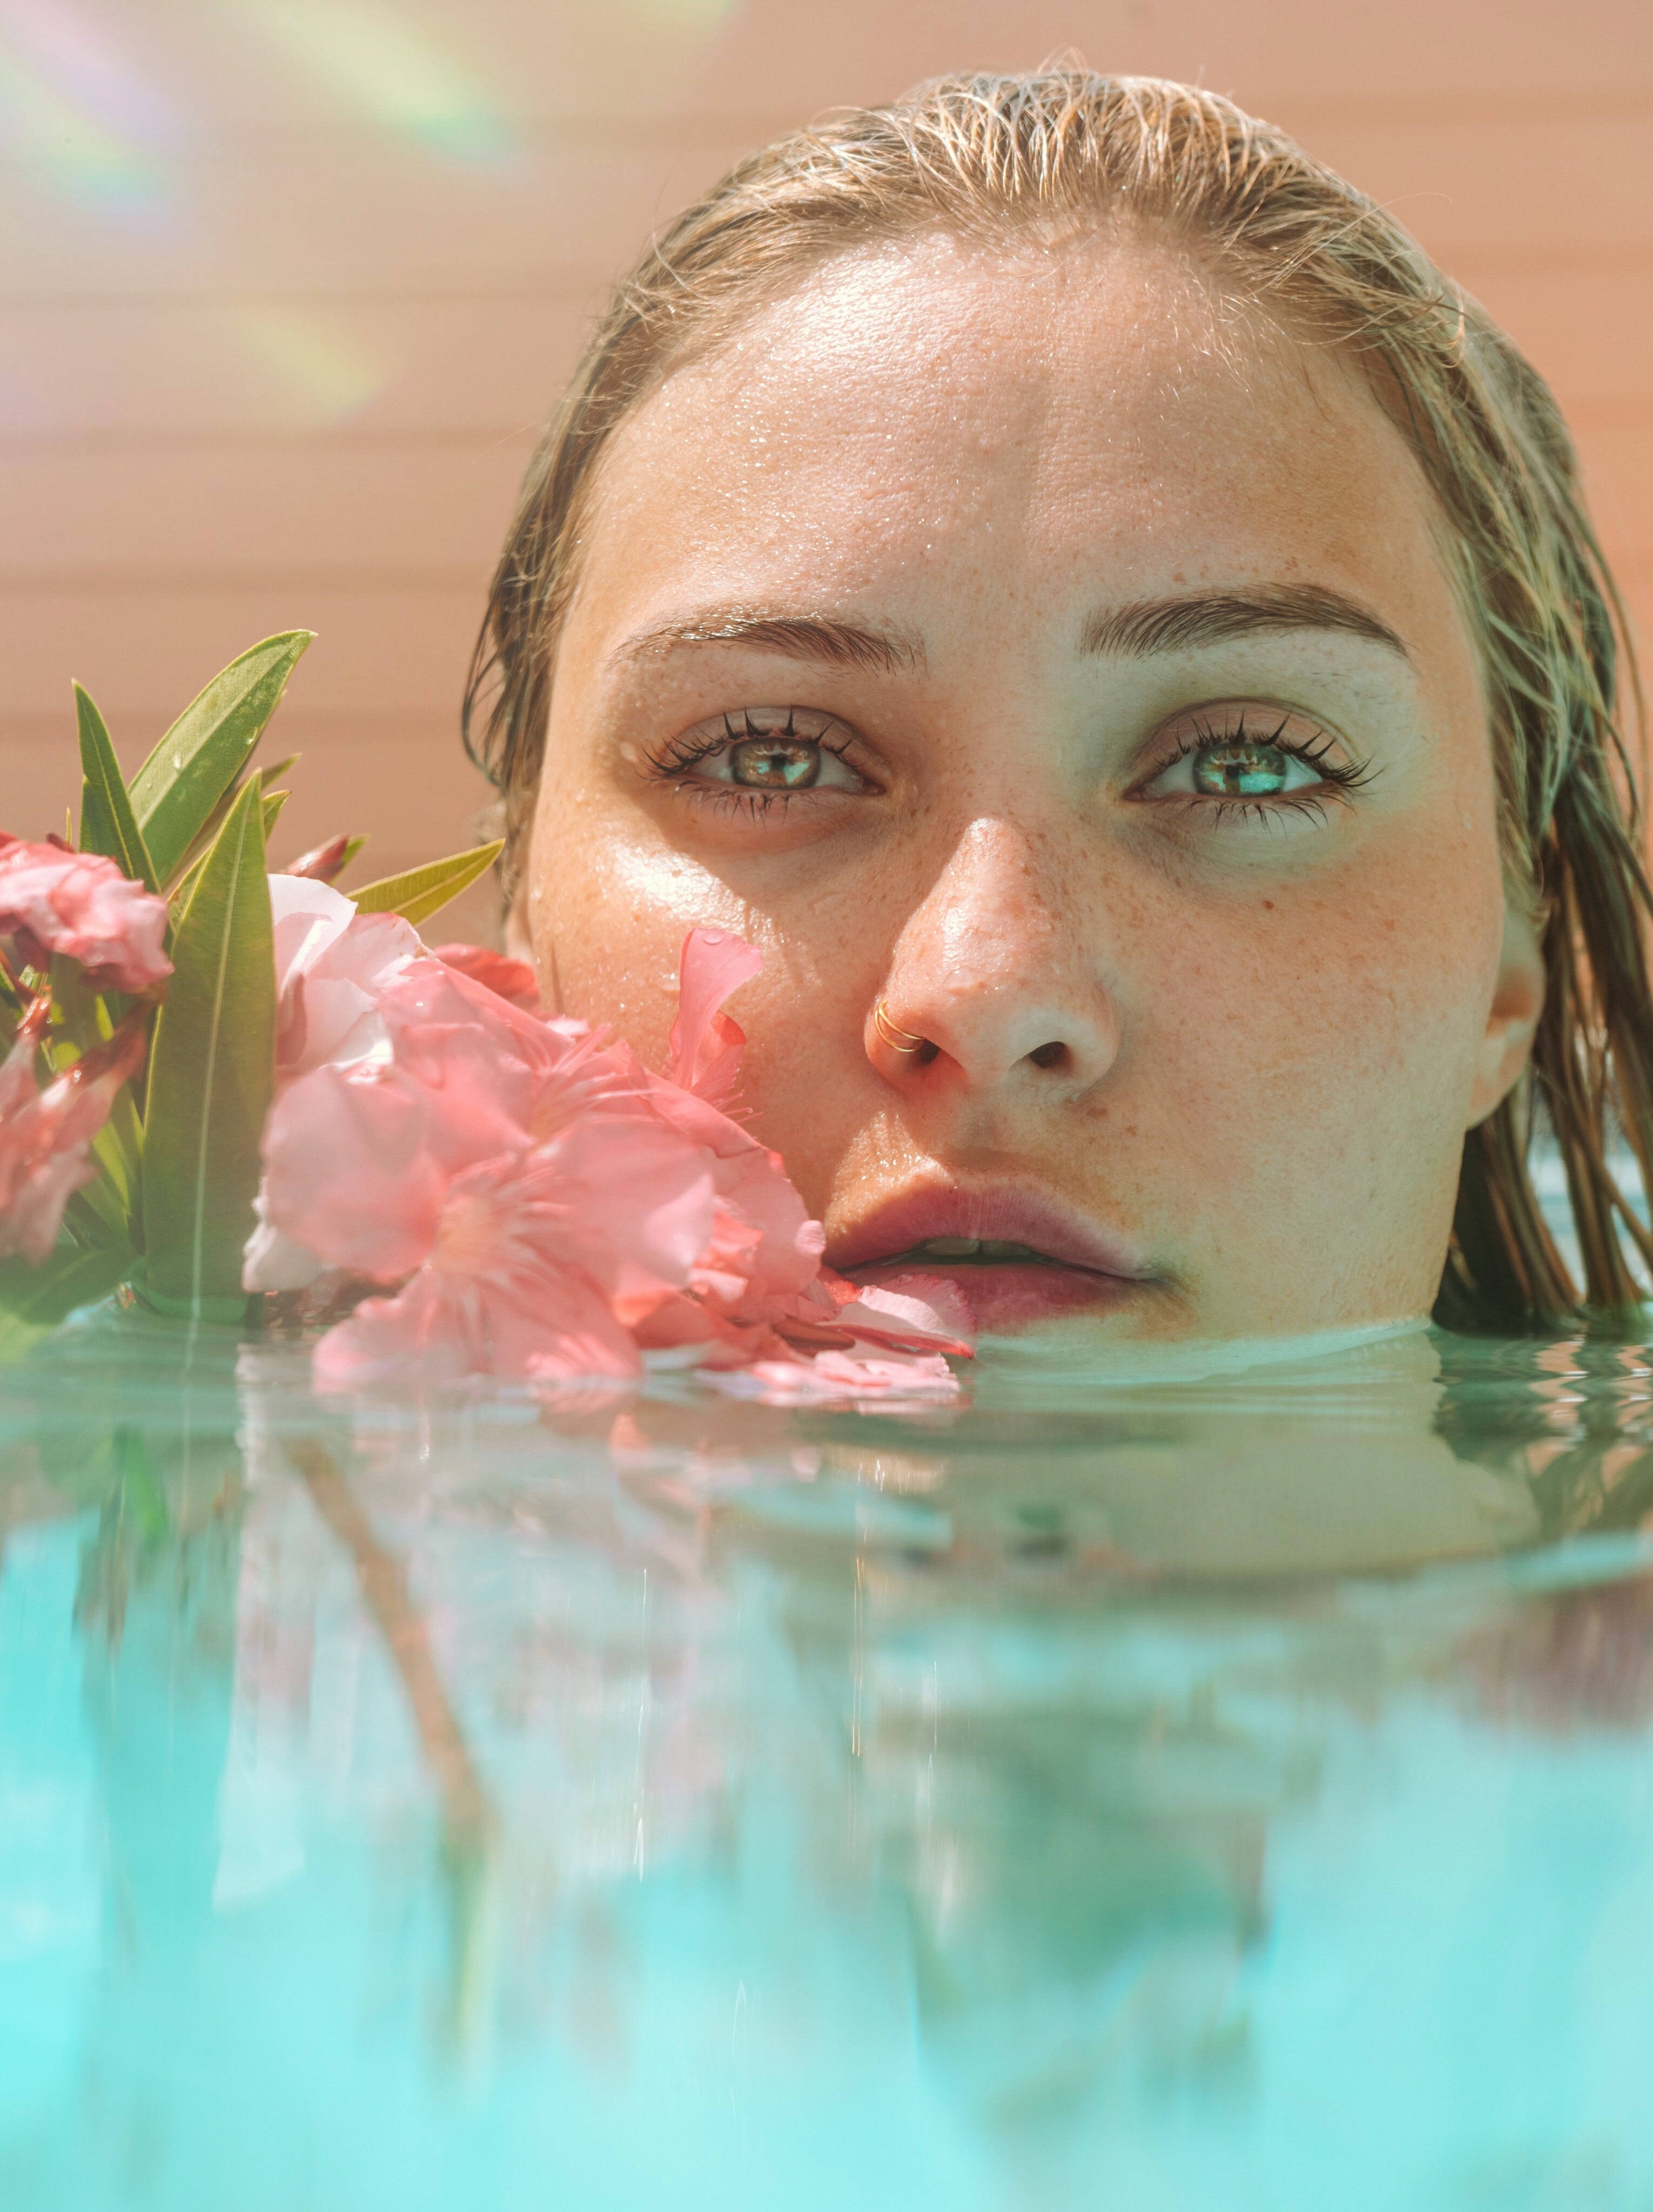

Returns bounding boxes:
[666,928,763,1105]
[432,942,542,1011]
[0,841,170,993]
[312,1252,641,1391]
[527,1104,717,1318]
[259,1061,445,1280]
[0,1011,147,1265]
[831,1276,976,1357]
[268,876,422,1082]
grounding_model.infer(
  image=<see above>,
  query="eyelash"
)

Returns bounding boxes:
[641,709,863,816]
[1146,711,1376,827]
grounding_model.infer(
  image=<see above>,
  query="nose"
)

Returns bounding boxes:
[866,816,1119,1093]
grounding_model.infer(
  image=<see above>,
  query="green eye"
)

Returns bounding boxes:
[1134,704,1371,821]
[653,705,875,803]
[728,737,821,788]
[1193,742,1290,797]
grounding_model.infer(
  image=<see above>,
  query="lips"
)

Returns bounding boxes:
[829,1181,1153,1331]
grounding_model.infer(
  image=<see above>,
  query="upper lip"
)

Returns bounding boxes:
[829,1180,1151,1279]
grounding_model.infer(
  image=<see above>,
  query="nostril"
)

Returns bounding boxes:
[1027,1041,1068,1071]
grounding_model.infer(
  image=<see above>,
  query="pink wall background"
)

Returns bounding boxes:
[2,0,1648,940]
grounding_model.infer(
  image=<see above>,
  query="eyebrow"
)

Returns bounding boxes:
[1082,585,1408,661]
[616,609,923,675]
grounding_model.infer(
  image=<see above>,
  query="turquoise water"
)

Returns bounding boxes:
[4,1306,1653,2209]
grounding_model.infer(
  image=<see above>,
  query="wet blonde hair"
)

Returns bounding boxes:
[465,68,1653,1332]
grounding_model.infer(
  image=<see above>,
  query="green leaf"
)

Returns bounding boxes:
[351,840,503,928]
[139,775,274,1317]
[87,1073,144,1225]
[45,957,112,1068]
[129,631,313,887]
[76,685,159,892]
[66,1152,130,1244]
[162,757,301,910]
[0,1244,133,1363]
[261,788,290,839]
[167,844,210,922]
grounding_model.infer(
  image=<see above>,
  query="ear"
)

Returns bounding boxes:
[1466,902,1545,1128]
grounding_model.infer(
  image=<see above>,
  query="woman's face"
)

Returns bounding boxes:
[518,232,1542,1341]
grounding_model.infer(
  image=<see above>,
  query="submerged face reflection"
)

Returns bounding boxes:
[518,232,1543,1340]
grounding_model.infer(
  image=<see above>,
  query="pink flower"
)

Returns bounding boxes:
[250,929,713,1348]
[0,992,149,1263]
[665,927,762,1107]
[0,836,171,995]
[827,1274,976,1353]
[251,881,560,1290]
[251,914,971,1401]
[310,1150,665,1392]
[268,873,422,1085]
[297,1081,720,1390]
[429,942,541,1012]
[635,929,826,1339]
[243,876,426,1291]
[252,1058,448,1284]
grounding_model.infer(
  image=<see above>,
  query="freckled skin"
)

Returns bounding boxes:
[518,233,1543,1341]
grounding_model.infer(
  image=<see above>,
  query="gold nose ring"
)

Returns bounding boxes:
[873,1000,931,1055]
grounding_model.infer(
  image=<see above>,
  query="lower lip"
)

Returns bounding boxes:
[850,1258,1144,1332]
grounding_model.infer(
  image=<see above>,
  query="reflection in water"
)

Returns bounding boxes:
[3,1312,1653,2206]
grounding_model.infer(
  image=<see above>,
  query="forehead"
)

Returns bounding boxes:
[571,231,1449,640]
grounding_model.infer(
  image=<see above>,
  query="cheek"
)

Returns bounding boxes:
[525,761,880,1065]
[525,767,691,1044]
[1140,846,1504,1208]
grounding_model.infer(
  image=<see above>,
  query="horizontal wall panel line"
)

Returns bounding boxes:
[1271,89,1653,126]
[1452,249,1653,278]
[1,721,478,747]
[0,280,612,313]
[0,428,543,456]
[0,569,492,595]
[0,90,1642,157]
[0,117,796,166]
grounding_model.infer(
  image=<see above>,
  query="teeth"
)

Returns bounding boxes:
[905,1237,1046,1264]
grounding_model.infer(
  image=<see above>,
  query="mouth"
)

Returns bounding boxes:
[872,1235,1096,1268]
[830,1185,1155,1332]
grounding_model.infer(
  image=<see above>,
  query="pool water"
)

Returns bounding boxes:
[3,1305,1653,2210]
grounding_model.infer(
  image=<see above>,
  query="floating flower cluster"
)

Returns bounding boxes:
[243,876,971,1401]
